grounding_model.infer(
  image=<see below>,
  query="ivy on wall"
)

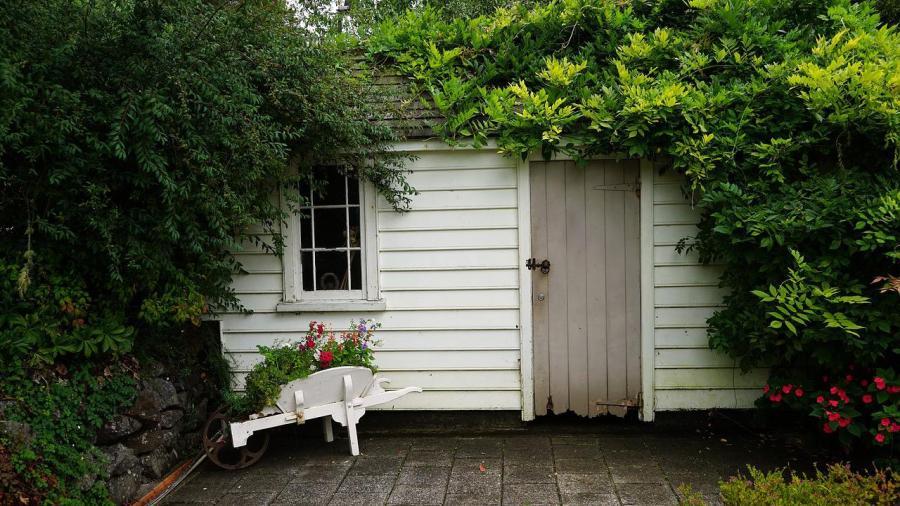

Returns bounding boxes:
[368,0,900,447]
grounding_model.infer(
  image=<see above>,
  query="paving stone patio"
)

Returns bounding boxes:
[162,421,817,506]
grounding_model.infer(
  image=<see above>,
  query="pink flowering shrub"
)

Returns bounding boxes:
[764,367,900,448]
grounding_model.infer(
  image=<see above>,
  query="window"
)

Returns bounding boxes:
[280,167,382,310]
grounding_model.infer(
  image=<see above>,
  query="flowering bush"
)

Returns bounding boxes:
[763,368,900,448]
[234,320,380,414]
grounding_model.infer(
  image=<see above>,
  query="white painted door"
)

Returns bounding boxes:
[530,160,641,417]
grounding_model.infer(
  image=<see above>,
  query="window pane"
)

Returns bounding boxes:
[348,207,361,248]
[301,252,314,291]
[313,208,348,249]
[315,251,349,290]
[348,176,360,205]
[314,168,346,206]
[350,250,362,290]
[299,213,312,249]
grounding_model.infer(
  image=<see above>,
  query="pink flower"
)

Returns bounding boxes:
[829,386,839,395]
[889,386,900,394]
[827,411,841,422]
[769,393,783,403]
[829,399,839,407]
[881,418,891,427]
[874,377,886,390]
[838,418,851,428]
[846,374,854,382]
[823,423,834,434]
[860,379,869,387]
[890,423,900,433]
[762,384,770,393]
[782,384,793,394]
[794,388,804,398]
[816,395,825,404]
[862,394,873,404]
[874,433,886,444]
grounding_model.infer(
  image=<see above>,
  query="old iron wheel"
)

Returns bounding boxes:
[202,407,269,470]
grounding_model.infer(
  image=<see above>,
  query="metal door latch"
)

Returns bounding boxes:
[525,258,551,273]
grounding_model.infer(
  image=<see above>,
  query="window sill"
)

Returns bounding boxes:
[275,299,387,313]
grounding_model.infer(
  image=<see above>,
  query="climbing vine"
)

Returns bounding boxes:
[368,0,900,448]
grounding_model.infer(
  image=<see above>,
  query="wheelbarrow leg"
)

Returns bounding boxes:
[343,375,360,456]
[322,415,334,443]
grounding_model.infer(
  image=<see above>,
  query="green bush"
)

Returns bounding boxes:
[368,0,900,450]
[680,464,899,505]
[0,0,411,363]
[0,360,136,505]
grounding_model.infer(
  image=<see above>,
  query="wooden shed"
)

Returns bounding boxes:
[216,73,766,422]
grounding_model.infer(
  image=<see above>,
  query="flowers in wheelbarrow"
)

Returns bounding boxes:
[236,320,382,414]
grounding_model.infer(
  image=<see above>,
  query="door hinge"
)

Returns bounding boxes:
[594,397,641,409]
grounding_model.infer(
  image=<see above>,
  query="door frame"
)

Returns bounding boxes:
[517,154,656,422]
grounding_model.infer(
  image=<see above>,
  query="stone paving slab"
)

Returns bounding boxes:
[162,427,808,506]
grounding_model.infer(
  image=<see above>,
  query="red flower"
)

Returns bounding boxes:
[845,374,854,382]
[891,423,900,433]
[889,386,900,394]
[828,399,839,407]
[862,394,873,404]
[320,351,334,364]
[794,388,804,398]
[881,418,891,427]
[762,384,770,393]
[306,338,315,349]
[309,321,316,330]
[316,323,325,336]
[816,395,825,404]
[829,386,839,395]
[874,433,886,444]
[823,423,834,434]
[769,393,783,403]
[781,384,793,394]
[874,377,886,390]
[838,418,851,428]
[860,379,869,387]
[827,411,841,422]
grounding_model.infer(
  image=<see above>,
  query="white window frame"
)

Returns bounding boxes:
[278,176,383,312]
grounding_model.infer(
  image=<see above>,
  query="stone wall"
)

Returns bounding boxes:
[97,361,215,504]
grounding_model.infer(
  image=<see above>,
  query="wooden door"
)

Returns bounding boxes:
[530,159,641,417]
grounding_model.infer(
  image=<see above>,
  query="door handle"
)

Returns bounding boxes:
[525,258,551,274]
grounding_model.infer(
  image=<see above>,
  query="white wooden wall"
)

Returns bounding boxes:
[651,170,766,410]
[220,148,765,415]
[219,149,522,410]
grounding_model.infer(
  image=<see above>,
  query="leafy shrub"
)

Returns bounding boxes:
[236,320,380,414]
[367,0,900,450]
[684,464,899,505]
[0,0,410,363]
[0,360,136,505]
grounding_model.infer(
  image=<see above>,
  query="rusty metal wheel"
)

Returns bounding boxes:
[202,408,269,470]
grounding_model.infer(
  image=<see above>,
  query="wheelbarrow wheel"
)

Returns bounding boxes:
[202,407,269,470]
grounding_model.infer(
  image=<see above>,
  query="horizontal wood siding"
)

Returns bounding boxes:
[652,171,764,410]
[219,150,521,411]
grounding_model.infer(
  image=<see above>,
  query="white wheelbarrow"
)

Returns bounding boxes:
[202,366,421,469]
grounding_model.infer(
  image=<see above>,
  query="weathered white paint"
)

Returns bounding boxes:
[221,148,523,411]
[650,169,765,410]
[221,142,762,416]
